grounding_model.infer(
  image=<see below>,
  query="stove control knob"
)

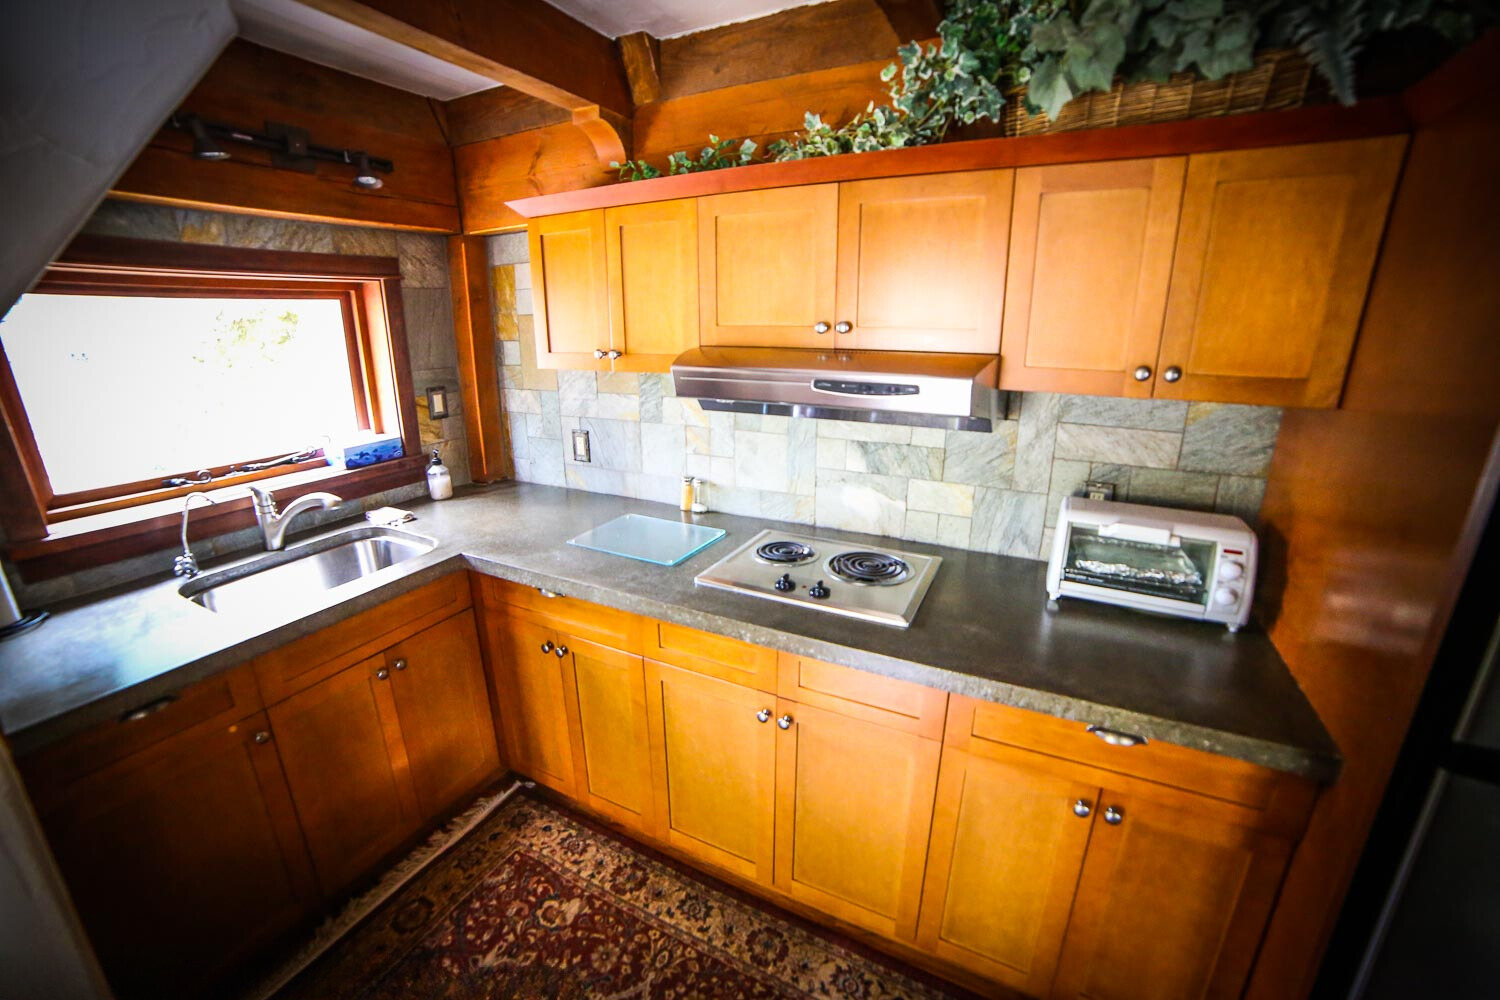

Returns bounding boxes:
[1213,585,1240,607]
[809,580,830,599]
[1219,560,1245,581]
[774,573,795,592]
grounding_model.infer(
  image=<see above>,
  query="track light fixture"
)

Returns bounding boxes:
[168,113,394,191]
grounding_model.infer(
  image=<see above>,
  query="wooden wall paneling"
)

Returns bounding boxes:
[604,198,699,372]
[111,41,460,232]
[443,87,572,147]
[1245,74,1500,998]
[998,157,1185,397]
[455,124,613,233]
[447,235,510,481]
[528,210,610,367]
[872,0,944,42]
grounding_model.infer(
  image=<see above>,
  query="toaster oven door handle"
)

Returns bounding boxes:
[1097,523,1178,546]
[1087,724,1149,748]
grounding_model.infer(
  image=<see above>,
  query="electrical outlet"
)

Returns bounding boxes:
[1084,481,1116,501]
[571,429,591,463]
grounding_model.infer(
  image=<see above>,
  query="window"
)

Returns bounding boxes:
[0,235,423,573]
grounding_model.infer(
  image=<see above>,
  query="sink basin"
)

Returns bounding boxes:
[180,525,436,614]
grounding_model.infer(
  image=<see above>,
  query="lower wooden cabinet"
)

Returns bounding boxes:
[38,711,318,999]
[563,635,655,833]
[487,611,579,796]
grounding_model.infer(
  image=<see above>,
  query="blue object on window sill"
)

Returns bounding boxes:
[328,433,404,469]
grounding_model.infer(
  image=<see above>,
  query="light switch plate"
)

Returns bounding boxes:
[571,429,591,463]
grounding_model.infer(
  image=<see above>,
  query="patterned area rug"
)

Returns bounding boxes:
[273,790,973,1000]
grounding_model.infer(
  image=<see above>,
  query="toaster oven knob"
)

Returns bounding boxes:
[809,580,830,599]
[1213,586,1241,607]
[1219,560,1245,581]
[774,573,795,592]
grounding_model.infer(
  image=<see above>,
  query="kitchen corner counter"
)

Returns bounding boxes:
[0,482,1340,779]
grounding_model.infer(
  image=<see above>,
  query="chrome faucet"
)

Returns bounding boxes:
[247,486,343,551]
[174,492,217,578]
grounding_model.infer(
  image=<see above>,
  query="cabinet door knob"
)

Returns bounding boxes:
[1087,724,1147,748]
[813,321,830,334]
[376,668,390,681]
[835,321,852,334]
[593,349,607,359]
[607,349,623,360]
[1163,365,1183,383]
[555,645,568,658]
[540,640,554,654]
[393,658,408,671]
[756,708,772,723]
[1073,799,1092,818]
[1104,806,1124,825]
[777,714,794,730]
[253,730,272,745]
[1133,365,1152,382]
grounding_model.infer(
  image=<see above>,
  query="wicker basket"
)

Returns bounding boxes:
[999,48,1319,137]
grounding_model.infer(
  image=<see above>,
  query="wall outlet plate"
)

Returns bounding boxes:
[571,429,591,463]
[1084,481,1116,501]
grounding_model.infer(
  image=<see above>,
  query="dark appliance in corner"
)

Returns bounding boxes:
[1316,477,1500,998]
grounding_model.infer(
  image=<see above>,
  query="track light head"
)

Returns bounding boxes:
[353,152,383,190]
[185,116,229,161]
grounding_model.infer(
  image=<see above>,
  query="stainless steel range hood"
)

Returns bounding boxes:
[670,347,1002,432]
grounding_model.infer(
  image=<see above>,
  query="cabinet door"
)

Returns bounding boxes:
[699,185,838,348]
[561,635,655,833]
[268,656,421,895]
[835,170,1012,353]
[1155,136,1405,406]
[43,712,318,998]
[487,613,577,795]
[1050,782,1296,1000]
[605,199,698,372]
[644,658,776,883]
[916,746,1098,997]
[1000,158,1185,396]
[530,209,609,369]
[387,609,500,818]
[773,700,940,941]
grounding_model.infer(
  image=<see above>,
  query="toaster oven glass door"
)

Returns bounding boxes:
[1061,525,1217,605]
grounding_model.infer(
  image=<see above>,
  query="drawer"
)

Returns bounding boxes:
[646,619,778,692]
[951,696,1302,814]
[253,574,471,704]
[478,576,641,651]
[778,653,947,739]
[21,663,263,810]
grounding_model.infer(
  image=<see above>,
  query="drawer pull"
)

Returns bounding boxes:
[1087,724,1147,748]
[119,695,177,724]
[538,588,561,599]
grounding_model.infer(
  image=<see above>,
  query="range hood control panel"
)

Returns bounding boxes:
[812,379,920,396]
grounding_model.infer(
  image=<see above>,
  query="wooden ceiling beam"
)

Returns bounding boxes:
[443,87,572,146]
[619,32,662,106]
[872,0,943,42]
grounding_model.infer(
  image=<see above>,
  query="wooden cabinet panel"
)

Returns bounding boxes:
[773,700,940,940]
[699,185,838,348]
[646,618,779,691]
[268,656,420,895]
[777,653,948,739]
[1000,158,1185,397]
[42,712,318,999]
[387,610,500,818]
[1050,782,1296,1000]
[917,746,1097,997]
[479,575,642,651]
[836,170,1012,353]
[486,612,577,795]
[1156,136,1405,406]
[606,199,699,372]
[530,209,610,369]
[562,636,655,833]
[645,659,776,883]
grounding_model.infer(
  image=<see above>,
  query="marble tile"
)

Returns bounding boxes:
[816,438,847,469]
[816,421,912,444]
[1215,475,1269,523]
[330,226,398,257]
[1054,424,1182,469]
[710,485,765,518]
[637,473,685,506]
[815,470,908,537]
[787,419,816,496]
[598,371,640,394]
[1178,403,1283,476]
[502,388,541,414]
[1088,464,1134,497]
[1045,459,1093,527]
[944,424,1017,486]
[82,200,180,240]
[685,424,711,455]
[1059,395,1189,431]
[403,289,457,371]
[518,324,557,392]
[500,365,523,389]
[528,445,567,487]
[224,215,335,253]
[1013,393,1061,492]
[500,340,522,366]
[515,287,534,316]
[176,209,226,245]
[487,231,527,266]
[557,370,598,416]
[734,430,790,493]
[911,426,947,448]
[709,411,736,457]
[685,454,711,480]
[638,374,667,423]
[397,233,448,288]
[1127,468,1221,510]
[661,396,708,427]
[903,510,940,543]
[907,480,975,517]
[641,423,686,478]
[710,455,736,487]
[845,442,943,479]
[492,266,518,339]
[535,392,562,439]
[970,488,1047,558]
[513,262,532,291]
[574,417,641,472]
[761,492,816,524]
[938,514,972,548]
[564,464,635,497]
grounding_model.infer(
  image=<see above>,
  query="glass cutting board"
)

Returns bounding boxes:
[567,514,725,566]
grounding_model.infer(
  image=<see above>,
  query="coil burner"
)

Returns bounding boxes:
[755,540,817,566]
[827,551,911,586]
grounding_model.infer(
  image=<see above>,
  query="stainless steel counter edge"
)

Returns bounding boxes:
[0,483,1341,781]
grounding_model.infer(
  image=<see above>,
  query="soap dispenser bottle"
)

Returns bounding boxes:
[426,448,453,500]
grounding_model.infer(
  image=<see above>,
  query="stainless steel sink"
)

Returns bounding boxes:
[180,525,436,614]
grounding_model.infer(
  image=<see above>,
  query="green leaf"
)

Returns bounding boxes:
[1027,56,1075,119]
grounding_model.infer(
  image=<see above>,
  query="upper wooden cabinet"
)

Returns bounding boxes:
[699,175,1011,352]
[531,201,698,371]
[1156,136,1406,406]
[999,157,1185,396]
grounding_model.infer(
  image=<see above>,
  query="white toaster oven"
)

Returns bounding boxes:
[1046,497,1258,631]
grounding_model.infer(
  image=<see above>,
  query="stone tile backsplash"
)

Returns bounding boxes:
[487,239,1281,561]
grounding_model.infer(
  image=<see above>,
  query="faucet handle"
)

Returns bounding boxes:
[246,485,276,512]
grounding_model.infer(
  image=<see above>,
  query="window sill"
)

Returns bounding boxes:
[5,455,426,582]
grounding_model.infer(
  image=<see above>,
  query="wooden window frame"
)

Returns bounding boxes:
[0,235,425,581]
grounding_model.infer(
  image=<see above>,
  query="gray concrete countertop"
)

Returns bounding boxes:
[0,482,1339,779]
